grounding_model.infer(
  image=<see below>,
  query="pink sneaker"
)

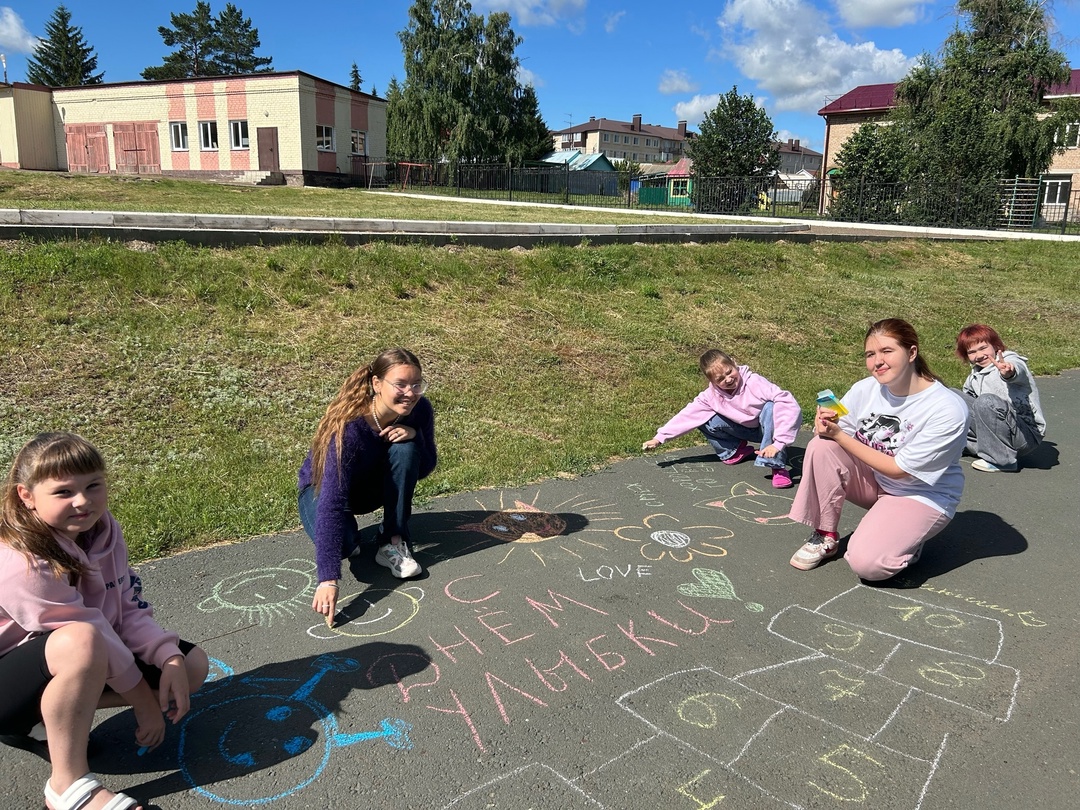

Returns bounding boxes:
[771,468,793,488]
[722,441,755,465]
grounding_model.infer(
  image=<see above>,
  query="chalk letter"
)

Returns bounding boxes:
[476,610,535,645]
[428,626,484,663]
[617,619,678,656]
[585,635,626,672]
[444,574,499,604]
[426,688,486,752]
[485,671,548,724]
[526,650,593,692]
[525,591,609,628]
[648,601,733,636]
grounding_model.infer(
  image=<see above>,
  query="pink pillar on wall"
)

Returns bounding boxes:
[166,84,190,170]
[196,83,219,170]
[314,79,337,173]
[225,79,250,170]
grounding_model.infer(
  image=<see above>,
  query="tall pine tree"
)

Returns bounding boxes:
[349,63,362,92]
[212,3,273,75]
[26,5,103,87]
[142,1,221,79]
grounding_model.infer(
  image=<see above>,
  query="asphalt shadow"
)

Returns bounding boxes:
[88,642,431,806]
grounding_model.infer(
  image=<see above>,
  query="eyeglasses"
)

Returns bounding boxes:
[387,380,428,395]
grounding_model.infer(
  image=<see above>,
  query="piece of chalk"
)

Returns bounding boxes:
[325,614,334,629]
[137,745,149,756]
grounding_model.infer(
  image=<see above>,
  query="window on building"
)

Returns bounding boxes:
[632,153,637,160]
[633,137,638,145]
[199,121,218,150]
[1059,123,1080,149]
[350,130,366,155]
[229,120,249,149]
[1042,175,1072,206]
[316,124,335,151]
[170,122,188,151]
[602,133,609,142]
[671,179,689,198]
[623,135,629,144]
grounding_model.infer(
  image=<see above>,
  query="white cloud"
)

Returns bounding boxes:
[517,66,544,87]
[673,93,722,126]
[659,69,699,95]
[605,10,626,33]
[717,0,916,113]
[833,0,929,28]
[0,7,39,53]
[476,0,588,27]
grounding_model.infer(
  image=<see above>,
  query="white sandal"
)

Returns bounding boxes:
[44,774,138,810]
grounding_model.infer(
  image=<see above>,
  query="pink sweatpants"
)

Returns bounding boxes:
[788,437,951,580]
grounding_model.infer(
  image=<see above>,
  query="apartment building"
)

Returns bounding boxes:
[550,114,691,163]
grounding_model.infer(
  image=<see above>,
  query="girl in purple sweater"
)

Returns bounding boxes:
[298,348,437,626]
[0,433,209,810]
[643,349,802,488]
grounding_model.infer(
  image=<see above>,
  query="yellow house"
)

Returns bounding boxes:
[0,71,386,186]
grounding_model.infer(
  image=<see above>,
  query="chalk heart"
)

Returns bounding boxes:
[678,567,739,600]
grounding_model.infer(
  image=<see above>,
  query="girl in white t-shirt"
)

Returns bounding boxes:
[787,319,969,579]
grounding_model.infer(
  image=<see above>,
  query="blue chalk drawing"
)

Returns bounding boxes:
[178,653,413,805]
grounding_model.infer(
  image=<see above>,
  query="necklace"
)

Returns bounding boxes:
[372,402,399,432]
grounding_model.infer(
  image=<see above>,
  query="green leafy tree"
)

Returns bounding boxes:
[893,0,1075,183]
[391,0,540,164]
[616,157,643,192]
[830,123,909,221]
[349,62,362,92]
[686,86,781,178]
[506,85,551,164]
[211,3,272,74]
[142,1,221,79]
[25,5,103,86]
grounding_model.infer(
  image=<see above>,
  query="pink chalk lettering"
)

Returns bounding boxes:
[585,634,627,672]
[617,619,679,655]
[476,610,536,645]
[428,626,485,663]
[485,671,549,724]
[525,591,610,628]
[648,600,735,636]
[444,574,500,604]
[525,650,593,692]
[426,688,486,753]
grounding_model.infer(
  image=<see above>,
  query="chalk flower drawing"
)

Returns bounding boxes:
[447,489,622,565]
[614,513,734,563]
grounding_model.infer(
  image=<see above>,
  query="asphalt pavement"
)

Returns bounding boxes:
[5,371,1079,809]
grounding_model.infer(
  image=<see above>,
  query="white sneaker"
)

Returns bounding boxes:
[375,542,422,578]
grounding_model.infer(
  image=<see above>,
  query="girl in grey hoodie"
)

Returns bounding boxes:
[955,324,1045,472]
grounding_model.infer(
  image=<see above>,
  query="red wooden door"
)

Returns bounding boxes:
[65,124,109,173]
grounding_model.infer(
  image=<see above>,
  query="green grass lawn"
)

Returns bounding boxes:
[1,172,1078,562]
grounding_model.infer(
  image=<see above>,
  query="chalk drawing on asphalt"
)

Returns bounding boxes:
[307,586,425,640]
[612,513,735,564]
[695,482,797,525]
[197,559,318,627]
[676,567,764,612]
[179,653,413,806]
[440,584,1018,809]
[441,489,623,566]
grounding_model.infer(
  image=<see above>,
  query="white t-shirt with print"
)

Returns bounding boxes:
[838,377,970,517]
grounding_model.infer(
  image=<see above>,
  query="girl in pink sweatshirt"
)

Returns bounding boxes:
[0,432,208,810]
[643,349,802,488]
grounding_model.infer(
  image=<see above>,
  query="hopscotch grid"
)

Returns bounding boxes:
[915,733,950,810]
[574,733,662,780]
[870,686,917,741]
[873,642,904,673]
[439,763,608,810]
[731,652,827,681]
[727,707,786,768]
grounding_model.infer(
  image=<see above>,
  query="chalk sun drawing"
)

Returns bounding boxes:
[613,513,735,563]
[695,482,796,525]
[307,586,425,640]
[198,558,317,626]
[677,567,764,611]
[444,489,622,566]
[179,653,413,806]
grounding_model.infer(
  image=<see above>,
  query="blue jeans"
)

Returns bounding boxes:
[298,439,422,556]
[698,401,786,468]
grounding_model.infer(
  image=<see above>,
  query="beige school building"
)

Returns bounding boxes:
[0,71,386,186]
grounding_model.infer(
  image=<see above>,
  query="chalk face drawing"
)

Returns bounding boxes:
[677,567,764,612]
[613,513,735,563]
[179,653,413,806]
[307,586,425,639]
[446,489,622,566]
[197,559,318,626]
[696,482,796,525]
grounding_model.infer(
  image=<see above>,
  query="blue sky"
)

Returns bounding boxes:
[2,1,1079,153]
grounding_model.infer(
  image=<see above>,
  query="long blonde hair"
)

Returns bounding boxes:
[1,432,105,578]
[309,348,422,492]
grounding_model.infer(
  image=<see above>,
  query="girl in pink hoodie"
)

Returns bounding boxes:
[643,349,802,488]
[0,433,209,810]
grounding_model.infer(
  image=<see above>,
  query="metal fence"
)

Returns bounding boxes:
[368,160,1080,234]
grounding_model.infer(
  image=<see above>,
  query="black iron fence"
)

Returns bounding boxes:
[365,160,1080,234]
